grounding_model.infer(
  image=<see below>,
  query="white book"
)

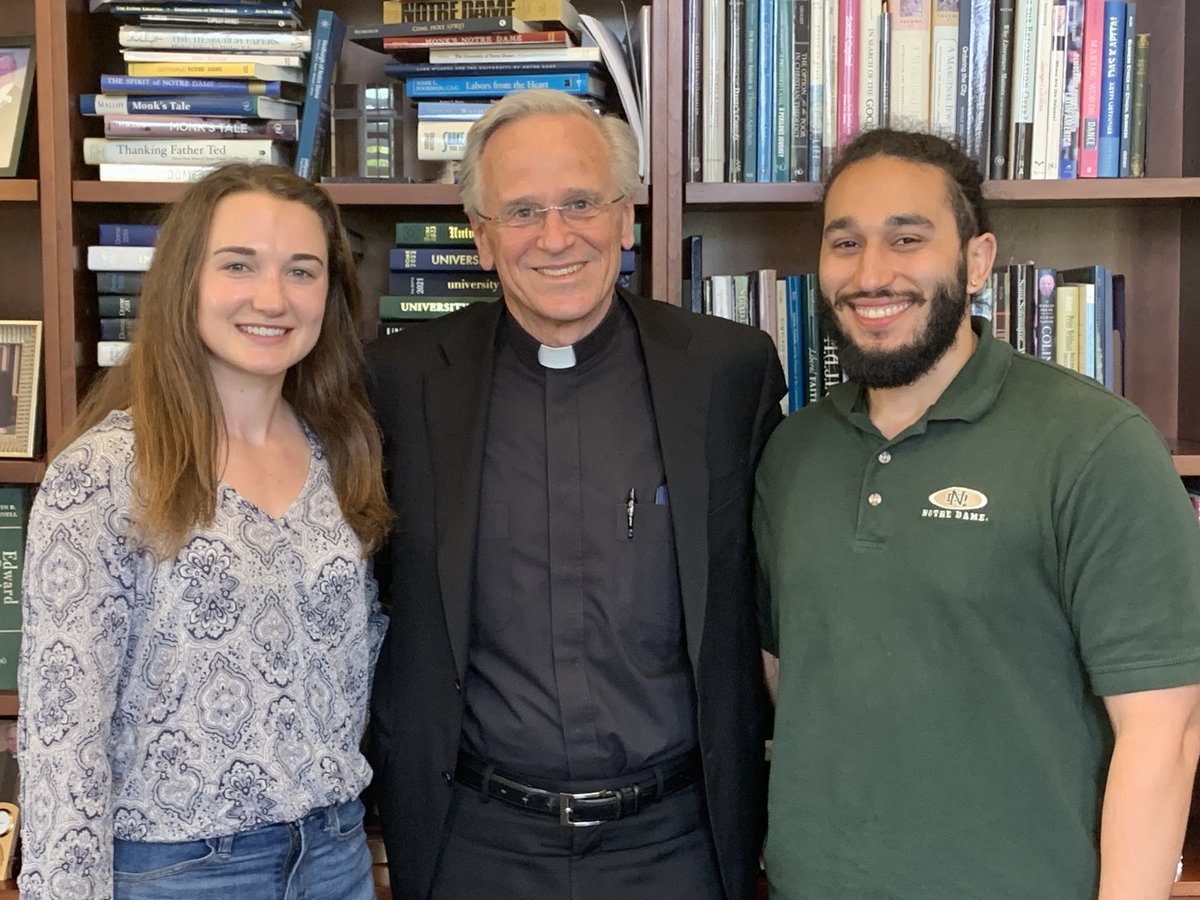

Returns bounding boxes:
[710,275,733,321]
[639,4,652,183]
[427,46,602,64]
[1043,0,1068,178]
[97,341,133,368]
[88,245,154,272]
[417,121,469,161]
[822,0,837,164]
[83,138,285,166]
[810,0,826,178]
[1008,0,1039,177]
[1029,0,1054,178]
[858,0,882,131]
[97,163,215,183]
[118,26,312,54]
[121,50,307,68]
[890,0,931,130]
[774,277,789,414]
[700,0,727,181]
[931,0,961,137]
[579,14,645,180]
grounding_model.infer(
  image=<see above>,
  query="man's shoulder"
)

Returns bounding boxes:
[367,300,498,373]
[1004,352,1145,430]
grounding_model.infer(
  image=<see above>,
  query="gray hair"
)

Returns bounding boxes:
[458,89,640,216]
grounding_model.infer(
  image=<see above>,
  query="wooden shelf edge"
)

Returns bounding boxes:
[1174,882,1200,897]
[74,180,651,207]
[685,177,1200,208]
[0,460,45,484]
[1169,439,1200,477]
[0,694,14,719]
[0,179,38,202]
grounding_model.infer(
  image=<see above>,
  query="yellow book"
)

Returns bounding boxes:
[125,62,304,83]
[1054,284,1081,373]
[382,0,580,32]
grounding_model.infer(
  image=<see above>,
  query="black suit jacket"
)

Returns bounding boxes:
[366,289,786,900]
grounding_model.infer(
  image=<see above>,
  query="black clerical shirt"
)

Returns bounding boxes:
[460,297,698,781]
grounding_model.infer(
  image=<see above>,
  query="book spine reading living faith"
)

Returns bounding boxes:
[0,487,27,692]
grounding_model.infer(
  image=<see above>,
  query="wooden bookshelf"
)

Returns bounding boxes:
[0,181,38,203]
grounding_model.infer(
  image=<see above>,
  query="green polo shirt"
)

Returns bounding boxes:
[754,321,1200,900]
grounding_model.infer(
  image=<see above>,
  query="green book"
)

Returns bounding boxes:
[378,295,496,320]
[0,487,27,692]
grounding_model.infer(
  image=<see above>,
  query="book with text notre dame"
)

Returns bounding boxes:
[0,487,28,692]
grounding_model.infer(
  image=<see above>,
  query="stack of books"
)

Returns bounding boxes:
[87,223,156,366]
[349,1,648,178]
[83,0,312,182]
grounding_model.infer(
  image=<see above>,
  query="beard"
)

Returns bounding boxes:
[819,260,970,389]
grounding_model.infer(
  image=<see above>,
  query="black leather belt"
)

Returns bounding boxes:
[454,750,702,827]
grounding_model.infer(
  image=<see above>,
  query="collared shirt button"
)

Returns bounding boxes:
[868,493,883,506]
[878,451,892,464]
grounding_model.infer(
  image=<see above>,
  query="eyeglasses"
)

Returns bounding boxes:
[476,195,625,229]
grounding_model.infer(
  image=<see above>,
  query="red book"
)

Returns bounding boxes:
[1076,0,1105,177]
[382,30,576,50]
[838,0,860,151]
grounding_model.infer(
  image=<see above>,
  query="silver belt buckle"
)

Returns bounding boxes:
[558,789,614,827]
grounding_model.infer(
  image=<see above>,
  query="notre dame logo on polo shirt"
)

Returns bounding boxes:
[920,486,990,523]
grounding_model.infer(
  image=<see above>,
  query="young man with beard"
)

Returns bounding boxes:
[753,128,1200,899]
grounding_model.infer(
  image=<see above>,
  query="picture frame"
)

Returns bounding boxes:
[0,37,35,178]
[0,321,42,458]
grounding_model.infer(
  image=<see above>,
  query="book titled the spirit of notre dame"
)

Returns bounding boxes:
[0,487,27,692]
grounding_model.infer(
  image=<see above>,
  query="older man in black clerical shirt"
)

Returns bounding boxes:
[367,89,786,900]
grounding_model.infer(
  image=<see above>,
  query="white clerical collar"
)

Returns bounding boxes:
[537,343,577,369]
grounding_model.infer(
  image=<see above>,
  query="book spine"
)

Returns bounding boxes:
[97,294,141,317]
[82,94,295,117]
[681,235,704,314]
[1035,266,1057,361]
[295,10,344,181]
[1053,283,1080,370]
[104,114,299,140]
[118,25,312,53]
[741,0,759,182]
[821,0,837,166]
[97,271,145,293]
[1057,0,1084,178]
[1007,263,1027,352]
[354,17,530,40]
[109,3,297,19]
[1029,0,1054,179]
[700,0,727,182]
[388,271,502,296]
[930,0,959,138]
[803,276,823,399]
[756,0,777,181]
[417,121,470,160]
[405,73,601,97]
[954,0,973,144]
[784,274,805,409]
[87,244,155,271]
[0,488,27,691]
[808,0,823,179]
[1008,0,1037,178]
[1117,1,1135,176]
[774,0,796,181]
[394,222,477,245]
[100,75,287,95]
[726,0,744,181]
[98,223,159,246]
[890,0,932,130]
[84,137,285,166]
[989,0,1016,179]
[791,0,811,181]
[425,46,602,63]
[1097,1,1125,177]
[380,30,569,49]
[1043,0,1067,178]
[964,0,995,164]
[836,0,858,152]
[1127,32,1148,177]
[98,162,215,182]
[1076,0,1104,177]
[379,296,494,319]
[383,0,577,26]
[100,317,138,341]
[858,0,880,131]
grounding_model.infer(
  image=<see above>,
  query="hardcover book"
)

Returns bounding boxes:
[0,487,27,691]
[381,0,581,33]
[82,93,299,118]
[379,296,496,319]
[104,114,299,140]
[294,9,344,180]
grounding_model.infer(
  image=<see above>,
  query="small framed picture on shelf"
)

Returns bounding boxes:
[0,321,42,458]
[0,36,35,178]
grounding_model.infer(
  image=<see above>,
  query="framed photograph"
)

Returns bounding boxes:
[0,37,35,178]
[0,321,42,458]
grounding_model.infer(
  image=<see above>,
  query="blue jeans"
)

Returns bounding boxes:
[112,798,375,900]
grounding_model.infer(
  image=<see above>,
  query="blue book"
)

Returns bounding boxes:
[384,61,602,78]
[98,223,159,246]
[1097,1,1125,177]
[100,318,138,341]
[405,73,605,99]
[741,0,759,181]
[390,246,636,272]
[81,93,297,118]
[294,9,344,180]
[772,0,794,182]
[803,275,822,400]
[1117,1,1136,176]
[784,273,805,411]
[97,294,140,317]
[99,75,294,96]
[416,101,491,120]
[755,0,776,181]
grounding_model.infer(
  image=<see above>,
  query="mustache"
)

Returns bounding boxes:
[832,289,925,310]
